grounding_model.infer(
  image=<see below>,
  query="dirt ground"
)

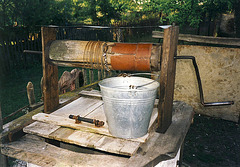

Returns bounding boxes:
[183,114,240,167]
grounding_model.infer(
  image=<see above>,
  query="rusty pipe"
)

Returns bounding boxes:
[69,114,104,127]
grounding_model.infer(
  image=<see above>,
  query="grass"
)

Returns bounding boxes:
[0,62,77,123]
[0,63,43,122]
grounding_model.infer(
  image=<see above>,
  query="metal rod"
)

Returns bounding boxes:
[69,115,104,127]
[175,56,234,107]
[23,50,42,54]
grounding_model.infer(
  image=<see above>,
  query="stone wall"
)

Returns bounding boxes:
[174,45,239,122]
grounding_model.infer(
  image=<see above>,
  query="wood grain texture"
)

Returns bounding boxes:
[152,31,240,46]
[23,120,141,156]
[51,97,103,118]
[42,27,59,113]
[1,106,44,142]
[1,134,127,167]
[5,102,193,166]
[23,95,160,156]
[23,121,60,138]
[31,112,151,143]
[79,89,103,98]
[32,95,159,143]
[157,26,179,133]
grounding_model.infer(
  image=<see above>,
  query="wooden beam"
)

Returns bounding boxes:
[156,26,179,133]
[41,27,59,113]
[1,134,127,167]
[1,106,44,142]
[152,31,240,46]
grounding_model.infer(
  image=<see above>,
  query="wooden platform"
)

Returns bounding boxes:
[1,90,194,167]
[23,90,159,156]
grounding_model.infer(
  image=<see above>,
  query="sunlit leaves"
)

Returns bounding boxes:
[0,0,236,29]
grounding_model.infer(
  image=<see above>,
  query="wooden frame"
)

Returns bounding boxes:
[153,31,240,46]
[41,27,59,113]
[157,26,179,133]
[0,26,197,167]
[41,26,179,132]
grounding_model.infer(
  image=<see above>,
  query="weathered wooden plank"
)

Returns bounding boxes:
[79,89,102,98]
[127,102,194,167]
[1,134,127,167]
[42,27,59,113]
[23,121,140,156]
[67,130,103,147]
[1,106,44,142]
[48,127,75,140]
[84,105,107,123]
[32,112,149,143]
[23,121,60,138]
[67,130,140,156]
[7,102,193,166]
[152,31,240,46]
[51,97,103,118]
[157,26,179,133]
[32,113,110,136]
[32,106,157,143]
[94,135,139,156]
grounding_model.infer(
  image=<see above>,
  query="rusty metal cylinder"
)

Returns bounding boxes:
[49,40,161,71]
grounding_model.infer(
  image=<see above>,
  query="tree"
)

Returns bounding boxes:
[0,0,238,37]
[142,0,204,28]
[0,0,14,27]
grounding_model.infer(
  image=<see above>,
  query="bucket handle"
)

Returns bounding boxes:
[117,73,160,89]
[118,73,159,77]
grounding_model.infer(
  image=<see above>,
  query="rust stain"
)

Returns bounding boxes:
[110,43,152,71]
[111,54,135,71]
[111,43,137,54]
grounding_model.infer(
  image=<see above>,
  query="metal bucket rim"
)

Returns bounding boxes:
[98,76,159,92]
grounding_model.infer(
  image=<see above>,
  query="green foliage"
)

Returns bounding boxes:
[142,0,200,28]
[0,0,236,33]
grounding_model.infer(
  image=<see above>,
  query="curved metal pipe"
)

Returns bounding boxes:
[175,56,234,107]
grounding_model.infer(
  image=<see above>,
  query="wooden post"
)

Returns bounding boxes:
[0,104,8,167]
[41,27,59,113]
[156,26,179,133]
[26,82,36,106]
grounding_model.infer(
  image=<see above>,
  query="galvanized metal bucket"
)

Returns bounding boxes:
[99,77,159,139]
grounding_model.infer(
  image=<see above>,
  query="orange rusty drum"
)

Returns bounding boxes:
[110,43,152,71]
